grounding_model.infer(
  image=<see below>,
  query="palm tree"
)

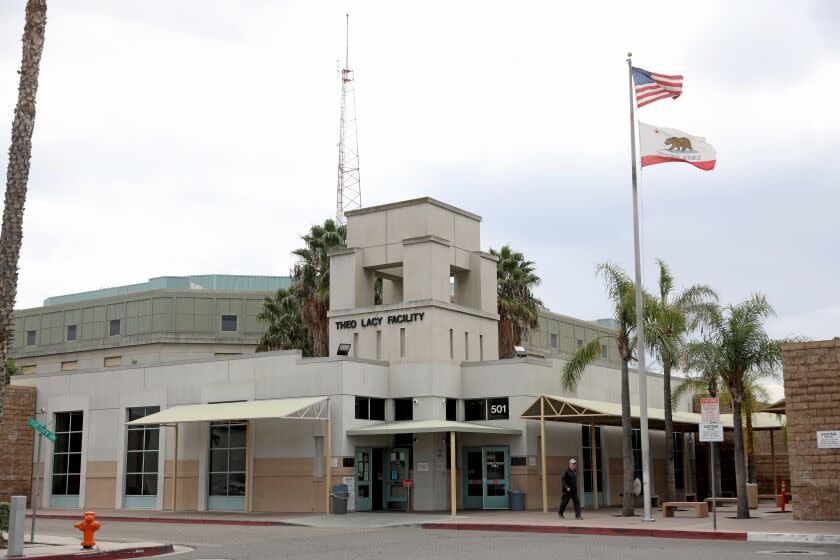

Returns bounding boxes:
[291,219,346,357]
[256,287,311,355]
[683,294,787,519]
[562,262,657,516]
[0,2,47,546]
[648,260,717,503]
[490,245,542,359]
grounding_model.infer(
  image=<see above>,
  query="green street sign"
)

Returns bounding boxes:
[27,418,57,443]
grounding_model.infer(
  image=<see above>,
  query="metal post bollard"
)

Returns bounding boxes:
[7,496,27,557]
[780,478,786,513]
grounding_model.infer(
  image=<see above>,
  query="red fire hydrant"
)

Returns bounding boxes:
[74,511,101,549]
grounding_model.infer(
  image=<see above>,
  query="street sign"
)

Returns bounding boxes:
[817,430,840,449]
[27,418,57,443]
[699,422,724,442]
[701,397,720,424]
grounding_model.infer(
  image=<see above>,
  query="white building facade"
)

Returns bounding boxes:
[13,197,695,513]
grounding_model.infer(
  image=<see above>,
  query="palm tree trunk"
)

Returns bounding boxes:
[0,0,47,418]
[621,359,634,516]
[663,360,676,503]
[731,396,750,519]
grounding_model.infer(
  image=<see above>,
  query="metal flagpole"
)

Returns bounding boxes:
[627,52,653,522]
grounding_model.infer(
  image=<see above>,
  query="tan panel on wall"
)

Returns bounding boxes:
[162,460,200,511]
[85,477,117,509]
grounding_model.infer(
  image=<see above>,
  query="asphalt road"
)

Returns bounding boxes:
[31,519,840,560]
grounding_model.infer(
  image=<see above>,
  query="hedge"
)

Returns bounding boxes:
[0,501,9,532]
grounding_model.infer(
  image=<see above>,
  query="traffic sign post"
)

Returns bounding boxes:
[27,417,55,543]
[698,398,723,530]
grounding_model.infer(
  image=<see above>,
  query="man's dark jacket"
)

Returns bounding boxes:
[562,466,578,494]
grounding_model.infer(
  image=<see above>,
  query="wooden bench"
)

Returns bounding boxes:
[704,497,738,506]
[662,501,709,518]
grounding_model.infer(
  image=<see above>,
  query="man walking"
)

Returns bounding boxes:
[557,458,582,519]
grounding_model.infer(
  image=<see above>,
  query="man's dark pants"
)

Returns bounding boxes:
[558,490,581,517]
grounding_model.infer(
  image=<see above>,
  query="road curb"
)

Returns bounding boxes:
[748,532,840,545]
[18,544,174,560]
[421,522,748,541]
[26,513,275,526]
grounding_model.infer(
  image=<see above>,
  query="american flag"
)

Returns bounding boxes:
[632,67,683,108]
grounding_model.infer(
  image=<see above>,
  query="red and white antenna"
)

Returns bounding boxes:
[336,13,361,225]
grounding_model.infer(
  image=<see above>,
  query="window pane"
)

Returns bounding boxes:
[355,396,369,420]
[55,433,69,453]
[221,315,237,331]
[228,473,246,496]
[68,453,82,474]
[70,412,83,432]
[209,450,228,473]
[394,399,413,421]
[464,399,486,421]
[445,399,457,422]
[52,454,68,475]
[142,474,158,496]
[370,398,385,421]
[69,432,82,452]
[229,425,246,448]
[229,449,246,472]
[110,319,121,336]
[125,474,142,495]
[125,451,144,473]
[209,474,228,496]
[67,475,81,495]
[145,429,159,451]
[52,475,67,495]
[144,451,159,472]
[210,426,228,449]
[27,330,36,345]
[66,325,77,341]
[55,413,70,433]
[127,430,145,451]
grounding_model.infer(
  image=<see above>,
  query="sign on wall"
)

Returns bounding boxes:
[343,476,356,511]
[817,430,840,449]
[699,422,724,442]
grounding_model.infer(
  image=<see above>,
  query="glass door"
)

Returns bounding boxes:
[582,425,604,507]
[208,421,247,511]
[354,447,373,511]
[482,447,509,509]
[462,448,483,509]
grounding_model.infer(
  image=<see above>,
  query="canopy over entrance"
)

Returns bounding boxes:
[347,419,521,436]
[126,396,330,425]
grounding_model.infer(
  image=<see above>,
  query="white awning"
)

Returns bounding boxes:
[347,419,521,436]
[126,397,329,425]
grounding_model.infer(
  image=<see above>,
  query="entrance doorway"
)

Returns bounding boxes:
[354,447,409,511]
[462,446,510,509]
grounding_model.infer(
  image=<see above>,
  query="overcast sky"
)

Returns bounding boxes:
[1,1,838,356]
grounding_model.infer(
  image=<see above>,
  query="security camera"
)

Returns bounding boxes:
[412,399,418,406]
[38,407,46,413]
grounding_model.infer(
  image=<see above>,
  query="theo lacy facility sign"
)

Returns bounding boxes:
[335,312,425,330]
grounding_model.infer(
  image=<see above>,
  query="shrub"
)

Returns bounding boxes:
[0,501,9,532]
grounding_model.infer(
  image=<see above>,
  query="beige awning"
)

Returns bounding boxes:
[347,419,521,436]
[127,397,329,425]
[521,395,785,431]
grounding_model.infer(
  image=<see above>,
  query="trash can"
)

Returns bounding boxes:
[331,484,349,514]
[509,490,525,511]
[746,483,758,510]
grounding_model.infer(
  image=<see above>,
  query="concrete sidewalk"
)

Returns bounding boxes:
[0,534,174,559]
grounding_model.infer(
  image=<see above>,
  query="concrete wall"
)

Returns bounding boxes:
[782,339,840,521]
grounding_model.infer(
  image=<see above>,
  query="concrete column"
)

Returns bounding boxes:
[402,236,451,303]
[7,495,26,556]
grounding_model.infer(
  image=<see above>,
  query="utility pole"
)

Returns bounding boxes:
[335,13,361,225]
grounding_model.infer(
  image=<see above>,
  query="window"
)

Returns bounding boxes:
[354,396,385,421]
[221,315,237,332]
[582,425,603,494]
[209,421,247,499]
[601,344,608,359]
[511,456,527,467]
[60,361,78,371]
[550,333,558,349]
[465,397,510,421]
[104,356,122,367]
[446,398,457,421]
[479,334,484,361]
[376,331,382,360]
[449,329,454,359]
[464,332,469,360]
[394,398,413,421]
[21,364,36,374]
[125,407,160,502]
[353,333,359,358]
[52,411,83,497]
[66,325,77,342]
[674,432,684,490]
[576,339,584,349]
[26,330,36,346]
[109,319,121,336]
[400,328,406,358]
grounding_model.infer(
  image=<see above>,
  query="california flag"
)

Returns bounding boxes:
[639,122,716,171]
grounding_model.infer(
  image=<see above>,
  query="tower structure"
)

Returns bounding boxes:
[335,14,361,225]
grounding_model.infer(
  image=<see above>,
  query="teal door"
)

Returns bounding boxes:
[355,447,373,512]
[462,448,484,509]
[482,447,510,509]
[385,448,409,510]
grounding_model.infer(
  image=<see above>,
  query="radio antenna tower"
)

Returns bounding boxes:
[335,14,361,225]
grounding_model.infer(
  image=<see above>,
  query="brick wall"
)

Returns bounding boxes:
[782,339,840,521]
[0,385,37,504]
[753,429,789,494]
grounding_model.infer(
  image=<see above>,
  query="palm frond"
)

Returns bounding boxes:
[561,338,604,393]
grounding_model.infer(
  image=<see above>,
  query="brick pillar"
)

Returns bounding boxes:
[0,385,37,505]
[782,340,840,521]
